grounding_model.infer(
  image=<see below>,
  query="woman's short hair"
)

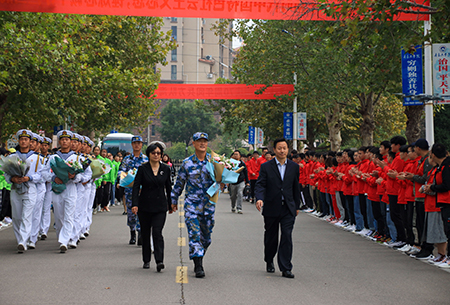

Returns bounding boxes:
[146,142,164,158]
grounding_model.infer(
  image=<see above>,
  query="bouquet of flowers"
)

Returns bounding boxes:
[119,168,137,188]
[0,155,30,195]
[206,151,244,204]
[50,157,85,194]
[90,159,111,180]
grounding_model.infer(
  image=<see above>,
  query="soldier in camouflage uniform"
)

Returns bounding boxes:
[171,132,214,278]
[117,135,148,245]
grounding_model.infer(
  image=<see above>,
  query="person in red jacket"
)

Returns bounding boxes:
[397,145,421,252]
[247,151,260,203]
[376,136,407,249]
[421,143,450,266]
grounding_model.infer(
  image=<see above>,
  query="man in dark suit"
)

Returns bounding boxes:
[255,138,301,278]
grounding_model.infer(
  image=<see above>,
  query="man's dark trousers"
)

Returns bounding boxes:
[264,203,295,272]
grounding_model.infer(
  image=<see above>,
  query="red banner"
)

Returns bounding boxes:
[0,0,428,21]
[152,84,294,99]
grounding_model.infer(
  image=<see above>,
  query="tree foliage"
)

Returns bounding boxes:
[158,99,221,150]
[0,12,175,141]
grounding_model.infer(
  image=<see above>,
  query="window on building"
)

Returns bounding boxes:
[171,26,177,41]
[171,65,177,80]
[171,17,177,23]
[151,125,156,136]
[171,48,177,61]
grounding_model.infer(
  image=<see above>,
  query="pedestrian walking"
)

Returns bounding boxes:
[229,150,249,214]
[132,142,173,270]
[171,132,214,278]
[255,138,301,278]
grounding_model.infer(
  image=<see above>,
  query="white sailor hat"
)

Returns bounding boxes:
[16,129,32,139]
[75,134,85,143]
[43,137,52,145]
[36,135,44,143]
[31,133,39,142]
[57,130,73,140]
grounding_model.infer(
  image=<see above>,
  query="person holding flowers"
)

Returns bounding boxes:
[117,135,148,245]
[47,130,84,253]
[171,132,215,278]
[2,129,43,253]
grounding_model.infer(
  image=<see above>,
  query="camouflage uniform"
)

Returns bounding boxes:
[171,153,214,259]
[118,152,148,231]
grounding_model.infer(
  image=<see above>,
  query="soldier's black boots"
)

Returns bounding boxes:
[193,257,205,278]
[129,230,136,245]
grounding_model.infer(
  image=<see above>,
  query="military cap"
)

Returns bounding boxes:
[57,130,73,140]
[16,129,32,139]
[193,132,208,141]
[131,135,143,143]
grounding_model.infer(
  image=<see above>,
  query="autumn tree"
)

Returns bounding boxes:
[0,12,176,141]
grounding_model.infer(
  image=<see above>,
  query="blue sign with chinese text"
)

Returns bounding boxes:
[283,112,293,140]
[402,46,423,106]
[248,126,255,145]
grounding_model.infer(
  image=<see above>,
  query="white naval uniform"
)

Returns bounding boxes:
[40,154,53,236]
[70,153,92,243]
[4,151,42,249]
[48,151,81,247]
[85,177,98,233]
[29,154,47,244]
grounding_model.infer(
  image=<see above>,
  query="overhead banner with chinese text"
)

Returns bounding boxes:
[0,0,429,21]
[153,84,293,100]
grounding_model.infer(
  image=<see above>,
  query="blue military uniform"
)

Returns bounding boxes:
[171,133,214,260]
[117,137,148,233]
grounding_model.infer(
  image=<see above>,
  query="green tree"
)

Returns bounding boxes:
[0,12,175,141]
[165,142,195,161]
[158,99,221,157]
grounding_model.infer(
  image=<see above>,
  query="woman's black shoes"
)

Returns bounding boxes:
[157,262,165,272]
[143,262,150,269]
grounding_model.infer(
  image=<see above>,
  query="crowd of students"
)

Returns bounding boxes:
[238,136,450,269]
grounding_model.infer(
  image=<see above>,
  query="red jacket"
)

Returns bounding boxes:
[247,158,259,180]
[403,157,420,202]
[342,164,356,196]
[424,166,441,212]
[384,154,405,196]
[366,163,380,202]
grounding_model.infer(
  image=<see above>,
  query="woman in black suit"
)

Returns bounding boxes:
[132,142,173,271]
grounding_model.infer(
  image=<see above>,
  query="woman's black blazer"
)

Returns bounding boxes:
[132,162,173,213]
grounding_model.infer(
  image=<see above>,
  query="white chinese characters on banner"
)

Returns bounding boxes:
[433,43,450,104]
[298,112,307,141]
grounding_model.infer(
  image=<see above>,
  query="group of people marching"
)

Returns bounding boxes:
[1,129,98,253]
[289,136,450,268]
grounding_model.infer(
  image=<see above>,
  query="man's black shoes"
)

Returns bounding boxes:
[282,271,295,278]
[143,262,150,269]
[193,257,205,278]
[266,262,275,273]
[157,262,165,272]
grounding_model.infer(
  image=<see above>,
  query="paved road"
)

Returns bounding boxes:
[1,195,449,305]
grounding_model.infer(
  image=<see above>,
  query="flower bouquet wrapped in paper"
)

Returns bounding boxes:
[119,168,137,188]
[90,159,111,180]
[0,155,30,195]
[50,157,85,194]
[206,152,244,204]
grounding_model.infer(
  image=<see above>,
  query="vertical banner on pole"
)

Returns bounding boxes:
[401,46,423,106]
[283,112,293,140]
[248,126,255,145]
[298,112,307,141]
[432,43,450,104]
[257,128,264,145]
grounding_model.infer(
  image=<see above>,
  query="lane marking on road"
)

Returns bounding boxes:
[176,266,188,284]
[177,237,186,246]
[179,211,185,217]
[178,222,185,228]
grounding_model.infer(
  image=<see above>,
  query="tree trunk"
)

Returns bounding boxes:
[325,103,343,151]
[0,94,8,143]
[357,92,377,146]
[404,105,424,144]
[306,118,317,149]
